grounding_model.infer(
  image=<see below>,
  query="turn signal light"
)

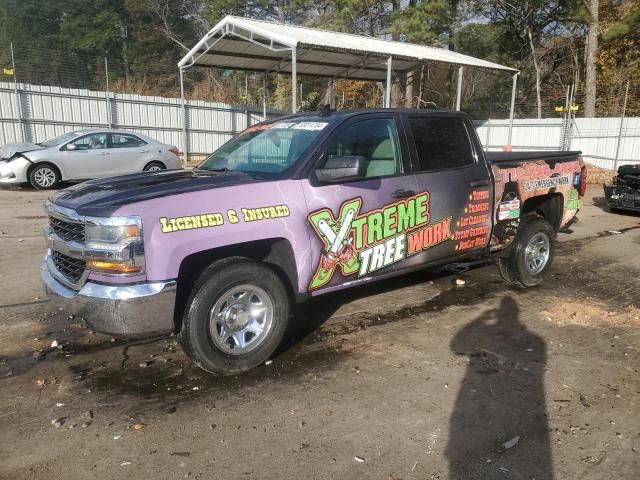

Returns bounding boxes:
[87,260,143,274]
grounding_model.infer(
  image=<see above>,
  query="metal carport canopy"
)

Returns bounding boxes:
[179,15,517,80]
[177,15,520,157]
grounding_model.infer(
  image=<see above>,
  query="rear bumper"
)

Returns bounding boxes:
[41,258,177,338]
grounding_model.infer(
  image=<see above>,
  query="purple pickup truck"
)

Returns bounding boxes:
[42,109,587,375]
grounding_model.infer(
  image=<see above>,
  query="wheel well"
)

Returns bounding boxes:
[144,160,165,169]
[521,193,564,231]
[173,238,299,332]
[27,162,61,180]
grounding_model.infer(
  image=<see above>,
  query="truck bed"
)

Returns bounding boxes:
[486,151,582,163]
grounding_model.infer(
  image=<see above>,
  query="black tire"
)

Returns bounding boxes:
[498,217,555,288]
[179,259,290,375]
[29,163,60,189]
[143,161,166,172]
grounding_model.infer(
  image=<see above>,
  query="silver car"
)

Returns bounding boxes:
[0,129,182,189]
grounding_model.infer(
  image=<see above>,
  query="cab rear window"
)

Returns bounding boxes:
[409,117,474,171]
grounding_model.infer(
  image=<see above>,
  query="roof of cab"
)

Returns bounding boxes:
[272,108,468,123]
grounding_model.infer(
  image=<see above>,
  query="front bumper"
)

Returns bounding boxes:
[604,184,640,212]
[0,158,29,184]
[41,258,177,338]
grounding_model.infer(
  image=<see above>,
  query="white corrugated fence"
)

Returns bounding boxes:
[474,118,640,169]
[1,81,638,170]
[0,81,282,160]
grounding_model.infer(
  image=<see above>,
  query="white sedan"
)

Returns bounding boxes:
[0,129,182,189]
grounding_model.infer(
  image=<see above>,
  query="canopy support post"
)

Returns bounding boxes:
[508,73,518,146]
[179,67,188,166]
[455,66,464,111]
[262,71,268,120]
[291,48,297,113]
[385,56,392,108]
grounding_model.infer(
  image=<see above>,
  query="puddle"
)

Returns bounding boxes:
[596,225,640,237]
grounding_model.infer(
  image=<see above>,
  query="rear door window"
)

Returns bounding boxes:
[408,117,474,171]
[110,133,146,148]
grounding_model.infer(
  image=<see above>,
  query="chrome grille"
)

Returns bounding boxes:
[49,216,85,243]
[52,250,86,284]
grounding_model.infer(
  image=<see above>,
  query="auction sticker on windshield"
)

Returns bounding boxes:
[272,121,328,130]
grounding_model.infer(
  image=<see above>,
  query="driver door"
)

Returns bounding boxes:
[61,133,110,179]
[301,114,419,293]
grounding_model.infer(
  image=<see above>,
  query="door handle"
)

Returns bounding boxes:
[391,189,417,199]
[470,179,489,187]
[98,152,109,155]
[139,150,149,153]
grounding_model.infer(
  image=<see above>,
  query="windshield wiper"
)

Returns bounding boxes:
[195,166,232,174]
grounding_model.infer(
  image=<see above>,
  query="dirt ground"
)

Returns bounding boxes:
[0,185,638,480]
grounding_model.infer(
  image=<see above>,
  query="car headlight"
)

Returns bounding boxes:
[84,216,145,274]
[85,223,141,246]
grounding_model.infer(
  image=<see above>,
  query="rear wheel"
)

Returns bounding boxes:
[29,163,60,189]
[143,161,165,172]
[179,259,289,375]
[498,217,555,287]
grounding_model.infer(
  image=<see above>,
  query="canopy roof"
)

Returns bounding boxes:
[178,15,518,80]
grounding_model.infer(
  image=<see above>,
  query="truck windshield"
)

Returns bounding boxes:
[199,120,328,174]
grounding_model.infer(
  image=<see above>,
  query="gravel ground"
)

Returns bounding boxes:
[0,185,638,480]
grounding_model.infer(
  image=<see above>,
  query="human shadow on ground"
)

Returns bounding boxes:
[446,297,553,480]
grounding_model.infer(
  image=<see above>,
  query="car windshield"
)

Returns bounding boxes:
[198,119,329,174]
[38,131,79,148]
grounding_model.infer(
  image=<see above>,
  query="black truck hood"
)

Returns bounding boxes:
[50,169,260,216]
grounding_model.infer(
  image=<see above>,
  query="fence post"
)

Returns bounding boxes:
[104,57,112,127]
[179,67,188,165]
[614,80,630,171]
[485,118,491,149]
[559,85,569,150]
[262,71,267,120]
[507,73,518,146]
[10,42,26,142]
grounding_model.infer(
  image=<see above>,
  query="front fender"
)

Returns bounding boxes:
[110,180,313,294]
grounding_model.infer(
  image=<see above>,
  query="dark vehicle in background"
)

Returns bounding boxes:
[604,164,640,213]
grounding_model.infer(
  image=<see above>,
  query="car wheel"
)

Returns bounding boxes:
[143,161,165,172]
[179,259,290,375]
[498,217,555,287]
[29,163,60,189]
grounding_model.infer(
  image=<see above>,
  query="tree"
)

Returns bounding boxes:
[471,0,575,118]
[584,0,599,117]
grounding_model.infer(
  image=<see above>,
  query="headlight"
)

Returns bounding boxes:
[84,216,145,274]
[85,223,141,247]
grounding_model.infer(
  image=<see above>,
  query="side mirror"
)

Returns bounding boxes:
[316,155,366,183]
[64,143,76,151]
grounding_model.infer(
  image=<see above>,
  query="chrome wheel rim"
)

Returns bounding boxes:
[209,284,274,355]
[34,167,56,187]
[525,232,550,274]
[147,165,162,171]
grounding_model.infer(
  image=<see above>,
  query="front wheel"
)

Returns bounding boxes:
[29,163,60,189]
[498,217,555,287]
[179,259,289,375]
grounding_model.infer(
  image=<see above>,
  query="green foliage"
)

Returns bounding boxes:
[0,0,634,116]
[389,0,450,45]
[61,0,123,55]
